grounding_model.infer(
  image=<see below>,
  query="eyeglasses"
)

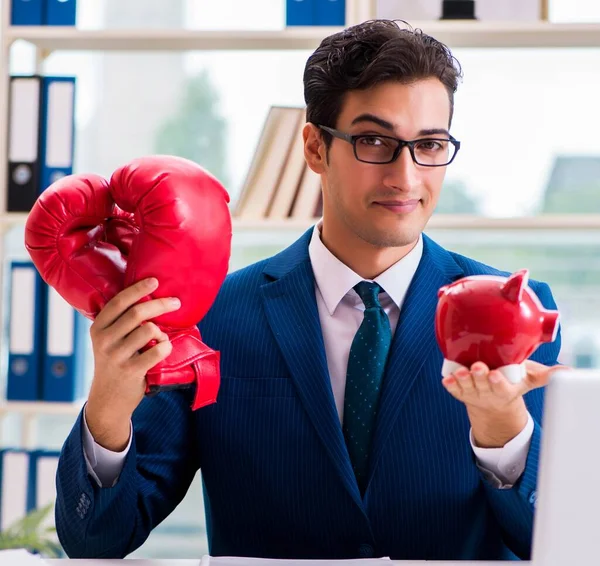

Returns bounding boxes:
[318,124,461,167]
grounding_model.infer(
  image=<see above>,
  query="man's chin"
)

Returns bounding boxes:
[358,226,422,249]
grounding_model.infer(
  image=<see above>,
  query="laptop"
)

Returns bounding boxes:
[531,368,600,566]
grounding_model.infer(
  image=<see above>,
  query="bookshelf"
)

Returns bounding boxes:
[0,213,598,237]
[231,214,600,233]
[1,0,599,424]
[5,22,600,52]
[0,401,83,448]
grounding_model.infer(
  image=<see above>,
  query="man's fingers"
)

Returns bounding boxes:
[470,362,489,374]
[119,323,166,361]
[132,340,174,376]
[442,375,463,399]
[455,367,475,394]
[93,278,158,331]
[523,362,571,391]
[487,370,513,397]
[111,296,181,340]
[471,363,492,394]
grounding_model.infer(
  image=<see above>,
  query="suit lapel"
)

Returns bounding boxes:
[366,235,465,486]
[260,230,364,510]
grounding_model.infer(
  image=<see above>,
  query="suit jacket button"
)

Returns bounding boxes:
[359,543,374,558]
[529,491,537,507]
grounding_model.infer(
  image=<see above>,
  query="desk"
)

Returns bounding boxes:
[47,562,199,565]
[0,549,517,564]
[45,560,512,565]
[47,558,201,566]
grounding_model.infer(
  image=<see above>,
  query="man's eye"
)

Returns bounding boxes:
[416,140,445,151]
[360,136,384,146]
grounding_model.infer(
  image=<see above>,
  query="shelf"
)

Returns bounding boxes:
[5,22,600,52]
[3,213,600,232]
[233,215,600,231]
[230,215,600,248]
[0,400,84,417]
[427,214,600,230]
[5,27,342,52]
[408,21,600,48]
[0,213,28,228]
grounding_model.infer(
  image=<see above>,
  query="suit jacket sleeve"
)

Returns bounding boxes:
[55,389,199,558]
[480,281,562,560]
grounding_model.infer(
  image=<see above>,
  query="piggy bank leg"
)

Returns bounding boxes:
[441,359,468,377]
[497,363,527,384]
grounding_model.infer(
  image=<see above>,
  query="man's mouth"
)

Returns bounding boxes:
[372,199,420,214]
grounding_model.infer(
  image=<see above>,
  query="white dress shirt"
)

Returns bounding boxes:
[83,225,533,489]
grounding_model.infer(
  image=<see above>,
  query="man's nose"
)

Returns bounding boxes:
[384,145,420,190]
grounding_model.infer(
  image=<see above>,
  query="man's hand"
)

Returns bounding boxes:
[442,360,568,448]
[85,278,181,451]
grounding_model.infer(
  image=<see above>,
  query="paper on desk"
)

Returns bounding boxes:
[0,549,44,565]
[200,556,391,566]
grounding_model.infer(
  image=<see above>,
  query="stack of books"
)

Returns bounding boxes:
[234,106,322,221]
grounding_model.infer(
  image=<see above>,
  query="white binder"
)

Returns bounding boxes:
[0,450,30,530]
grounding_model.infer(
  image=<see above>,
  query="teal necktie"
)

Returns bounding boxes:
[343,281,392,494]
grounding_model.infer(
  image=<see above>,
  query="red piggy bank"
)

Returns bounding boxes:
[435,269,560,384]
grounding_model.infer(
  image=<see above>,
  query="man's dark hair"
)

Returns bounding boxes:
[303,19,463,147]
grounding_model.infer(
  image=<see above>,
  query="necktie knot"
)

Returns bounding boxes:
[354,281,383,310]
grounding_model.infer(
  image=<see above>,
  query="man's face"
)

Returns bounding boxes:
[321,78,452,248]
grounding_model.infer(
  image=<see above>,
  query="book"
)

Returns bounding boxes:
[235,106,304,219]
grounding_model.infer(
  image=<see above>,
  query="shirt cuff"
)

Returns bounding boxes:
[82,403,132,488]
[470,411,534,489]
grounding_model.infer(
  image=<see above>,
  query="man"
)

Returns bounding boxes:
[55,20,563,560]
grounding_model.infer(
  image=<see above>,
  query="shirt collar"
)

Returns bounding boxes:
[308,220,424,316]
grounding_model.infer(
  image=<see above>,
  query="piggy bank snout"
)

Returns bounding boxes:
[541,310,560,343]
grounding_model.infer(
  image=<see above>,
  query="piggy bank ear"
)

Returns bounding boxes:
[501,269,529,303]
[437,284,449,298]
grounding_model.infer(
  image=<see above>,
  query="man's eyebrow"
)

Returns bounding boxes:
[350,113,394,131]
[418,128,451,137]
[350,114,450,138]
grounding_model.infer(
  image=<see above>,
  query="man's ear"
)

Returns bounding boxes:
[303,123,327,174]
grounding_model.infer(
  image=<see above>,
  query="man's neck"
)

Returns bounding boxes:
[319,223,419,280]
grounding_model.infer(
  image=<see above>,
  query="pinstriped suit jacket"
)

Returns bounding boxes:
[55,228,561,560]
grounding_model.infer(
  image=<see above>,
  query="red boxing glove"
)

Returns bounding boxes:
[25,155,232,410]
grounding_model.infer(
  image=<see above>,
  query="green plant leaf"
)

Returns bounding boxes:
[0,502,62,558]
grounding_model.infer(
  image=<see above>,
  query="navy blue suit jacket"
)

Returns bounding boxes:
[55,229,561,560]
